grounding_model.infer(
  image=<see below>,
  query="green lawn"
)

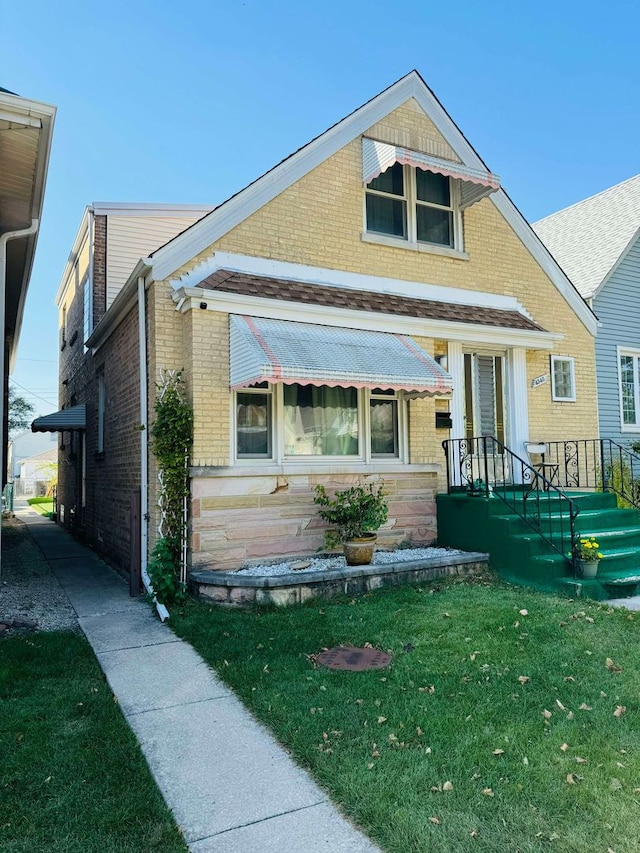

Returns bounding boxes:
[0,632,187,853]
[172,576,640,853]
[26,497,55,517]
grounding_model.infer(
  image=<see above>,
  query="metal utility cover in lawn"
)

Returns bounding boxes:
[317,646,391,671]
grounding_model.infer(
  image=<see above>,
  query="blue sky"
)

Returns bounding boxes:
[5,0,640,416]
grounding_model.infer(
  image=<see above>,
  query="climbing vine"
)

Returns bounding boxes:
[149,370,193,604]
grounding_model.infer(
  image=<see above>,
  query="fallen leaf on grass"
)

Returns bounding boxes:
[614,705,626,718]
[566,773,577,784]
[579,703,593,711]
[575,756,588,764]
[560,743,569,752]
[367,762,374,770]
[606,657,622,673]
[543,709,553,719]
[564,675,575,682]
[566,711,575,720]
[519,609,528,616]
[518,675,530,684]
[610,778,623,790]
[443,781,453,792]
[556,699,567,711]
[493,748,505,755]
[377,716,387,724]
[419,685,436,693]
[482,788,494,797]
[585,616,594,623]
[429,816,441,825]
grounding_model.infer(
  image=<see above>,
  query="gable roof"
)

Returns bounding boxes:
[533,175,640,300]
[133,71,597,336]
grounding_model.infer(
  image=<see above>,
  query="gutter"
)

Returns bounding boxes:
[137,274,169,621]
[0,219,39,581]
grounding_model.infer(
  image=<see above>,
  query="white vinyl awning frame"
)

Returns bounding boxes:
[362,137,500,210]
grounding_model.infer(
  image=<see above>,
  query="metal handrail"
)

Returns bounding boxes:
[542,439,640,509]
[442,436,580,568]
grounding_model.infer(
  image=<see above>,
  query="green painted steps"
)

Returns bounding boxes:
[436,490,640,599]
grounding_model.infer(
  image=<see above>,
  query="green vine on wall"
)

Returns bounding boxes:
[149,370,193,605]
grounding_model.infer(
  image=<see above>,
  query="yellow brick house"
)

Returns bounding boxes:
[50,71,603,586]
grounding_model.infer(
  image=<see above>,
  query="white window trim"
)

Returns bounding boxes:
[617,346,640,433]
[363,165,464,254]
[233,384,408,465]
[550,355,576,402]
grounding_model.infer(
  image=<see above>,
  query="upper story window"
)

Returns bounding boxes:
[550,355,576,402]
[365,162,458,250]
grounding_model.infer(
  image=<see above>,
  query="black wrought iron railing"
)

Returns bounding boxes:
[442,436,580,567]
[542,439,640,509]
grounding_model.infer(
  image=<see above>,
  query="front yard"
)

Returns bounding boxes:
[173,576,640,852]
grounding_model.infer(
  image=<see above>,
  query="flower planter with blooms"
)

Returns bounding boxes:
[572,536,604,579]
[313,481,388,566]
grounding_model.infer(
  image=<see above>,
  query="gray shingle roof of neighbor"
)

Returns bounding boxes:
[533,175,640,300]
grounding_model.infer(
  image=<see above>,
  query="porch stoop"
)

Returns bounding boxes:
[436,490,640,600]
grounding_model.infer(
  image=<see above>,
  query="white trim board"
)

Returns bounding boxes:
[174,287,561,350]
[174,251,535,316]
[148,70,598,337]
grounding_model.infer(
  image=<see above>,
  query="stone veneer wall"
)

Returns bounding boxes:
[190,471,438,571]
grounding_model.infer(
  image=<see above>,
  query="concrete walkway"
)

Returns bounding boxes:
[16,507,378,853]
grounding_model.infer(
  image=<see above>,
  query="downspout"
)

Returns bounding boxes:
[0,219,39,582]
[138,275,169,621]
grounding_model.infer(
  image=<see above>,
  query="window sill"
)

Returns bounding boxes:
[191,461,441,477]
[361,231,469,261]
[620,426,640,433]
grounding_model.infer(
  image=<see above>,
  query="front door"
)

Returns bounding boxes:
[464,353,505,443]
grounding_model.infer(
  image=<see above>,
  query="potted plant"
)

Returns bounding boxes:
[572,535,604,579]
[313,480,388,565]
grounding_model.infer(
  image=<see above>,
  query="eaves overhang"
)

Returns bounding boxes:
[173,286,562,351]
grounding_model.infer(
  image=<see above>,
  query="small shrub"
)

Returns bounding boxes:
[313,480,388,549]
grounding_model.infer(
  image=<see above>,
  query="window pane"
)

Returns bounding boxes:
[367,162,404,196]
[553,359,574,399]
[621,355,636,425]
[416,170,450,206]
[416,205,453,246]
[370,398,398,456]
[237,392,271,456]
[283,385,358,456]
[366,194,407,238]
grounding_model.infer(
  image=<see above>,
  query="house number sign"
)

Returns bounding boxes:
[531,374,547,388]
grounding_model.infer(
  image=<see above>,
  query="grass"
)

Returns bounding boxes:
[0,632,187,853]
[26,497,55,517]
[172,575,640,853]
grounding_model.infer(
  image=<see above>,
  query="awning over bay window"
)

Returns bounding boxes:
[230,315,453,396]
[362,137,500,210]
[32,404,86,433]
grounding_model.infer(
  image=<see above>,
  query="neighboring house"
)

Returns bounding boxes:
[31,202,212,561]
[14,446,57,497]
[36,71,599,579]
[533,176,640,445]
[7,429,56,481]
[0,86,56,484]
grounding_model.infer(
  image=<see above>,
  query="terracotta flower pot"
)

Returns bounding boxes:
[343,534,377,566]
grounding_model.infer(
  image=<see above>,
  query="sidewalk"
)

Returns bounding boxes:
[16,507,378,853]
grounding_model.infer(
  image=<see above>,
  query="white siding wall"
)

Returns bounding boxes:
[106,216,204,307]
[593,236,640,443]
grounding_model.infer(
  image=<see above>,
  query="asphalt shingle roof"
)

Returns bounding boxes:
[197,270,546,332]
[533,175,640,299]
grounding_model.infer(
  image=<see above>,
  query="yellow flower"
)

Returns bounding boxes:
[598,553,604,559]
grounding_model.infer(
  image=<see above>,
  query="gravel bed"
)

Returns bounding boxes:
[0,516,79,636]
[236,546,465,577]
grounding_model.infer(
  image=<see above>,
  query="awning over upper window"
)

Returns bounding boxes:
[362,137,500,210]
[230,315,453,396]
[32,404,86,433]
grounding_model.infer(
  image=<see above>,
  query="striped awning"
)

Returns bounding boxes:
[32,404,86,433]
[230,315,453,396]
[362,137,500,210]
